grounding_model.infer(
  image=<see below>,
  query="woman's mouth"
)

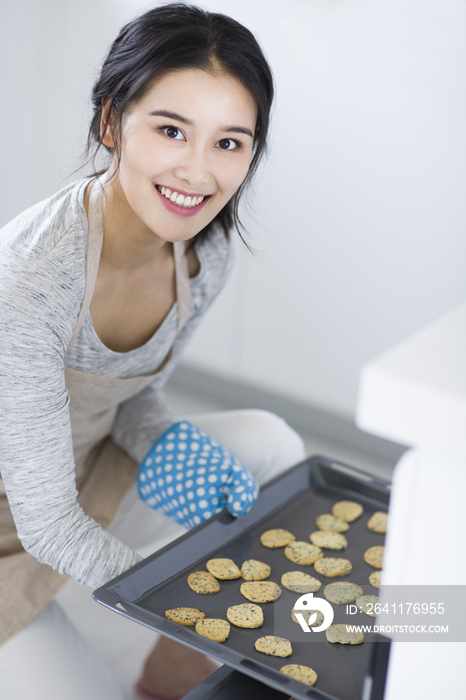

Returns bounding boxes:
[156,185,206,209]
[155,185,211,216]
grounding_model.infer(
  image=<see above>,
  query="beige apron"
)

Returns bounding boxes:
[0,178,192,646]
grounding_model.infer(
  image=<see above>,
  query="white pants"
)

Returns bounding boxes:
[0,410,305,700]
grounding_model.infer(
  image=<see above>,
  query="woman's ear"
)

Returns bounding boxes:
[100,100,116,148]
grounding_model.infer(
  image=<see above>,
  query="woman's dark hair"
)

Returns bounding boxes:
[87,3,274,248]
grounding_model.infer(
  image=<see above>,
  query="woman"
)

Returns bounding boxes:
[0,4,305,699]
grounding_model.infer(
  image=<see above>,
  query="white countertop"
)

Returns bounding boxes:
[356,302,466,461]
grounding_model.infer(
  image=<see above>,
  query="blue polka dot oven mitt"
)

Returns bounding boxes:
[137,421,259,528]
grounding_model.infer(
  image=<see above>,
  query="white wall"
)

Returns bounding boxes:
[2,0,465,422]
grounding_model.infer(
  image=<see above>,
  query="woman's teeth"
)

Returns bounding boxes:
[158,186,205,208]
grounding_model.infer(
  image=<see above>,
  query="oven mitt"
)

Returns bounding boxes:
[137,421,259,528]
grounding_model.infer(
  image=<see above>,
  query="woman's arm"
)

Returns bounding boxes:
[0,243,142,589]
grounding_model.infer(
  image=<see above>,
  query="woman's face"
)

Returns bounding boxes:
[105,68,257,243]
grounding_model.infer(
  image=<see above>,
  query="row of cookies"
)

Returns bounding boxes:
[317,501,387,533]
[165,602,262,638]
[317,501,386,589]
[261,526,354,582]
[185,558,270,596]
[317,502,387,590]
[188,561,377,614]
[165,607,318,687]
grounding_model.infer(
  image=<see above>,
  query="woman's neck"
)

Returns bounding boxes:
[85,173,170,272]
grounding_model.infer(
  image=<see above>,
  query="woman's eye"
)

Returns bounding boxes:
[162,126,184,140]
[216,138,239,151]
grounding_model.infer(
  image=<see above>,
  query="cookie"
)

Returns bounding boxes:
[240,581,282,603]
[284,541,323,566]
[281,571,321,593]
[195,618,230,642]
[326,624,364,645]
[291,608,325,627]
[240,559,271,581]
[364,546,384,569]
[369,571,381,589]
[356,595,378,616]
[367,512,388,534]
[280,664,318,687]
[315,514,350,533]
[164,608,205,626]
[332,501,364,523]
[323,582,363,604]
[255,635,292,657]
[309,531,348,550]
[226,603,264,629]
[314,557,352,577]
[206,558,241,580]
[260,529,296,548]
[187,571,221,594]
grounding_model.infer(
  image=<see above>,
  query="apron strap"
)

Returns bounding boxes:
[173,240,192,331]
[65,176,192,356]
[65,177,105,355]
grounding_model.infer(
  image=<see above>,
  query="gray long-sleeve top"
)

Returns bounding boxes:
[0,177,232,588]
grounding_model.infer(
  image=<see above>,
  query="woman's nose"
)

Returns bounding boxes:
[172,146,211,190]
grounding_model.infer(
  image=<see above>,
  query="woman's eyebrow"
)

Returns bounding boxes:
[222,125,254,138]
[148,109,193,124]
[148,109,253,137]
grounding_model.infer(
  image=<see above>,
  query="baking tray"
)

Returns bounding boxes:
[93,455,390,700]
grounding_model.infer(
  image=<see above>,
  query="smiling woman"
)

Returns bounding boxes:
[0,4,305,700]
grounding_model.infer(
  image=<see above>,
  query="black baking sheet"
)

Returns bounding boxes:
[93,455,390,700]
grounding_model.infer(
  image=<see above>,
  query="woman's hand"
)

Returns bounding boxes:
[137,421,259,528]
